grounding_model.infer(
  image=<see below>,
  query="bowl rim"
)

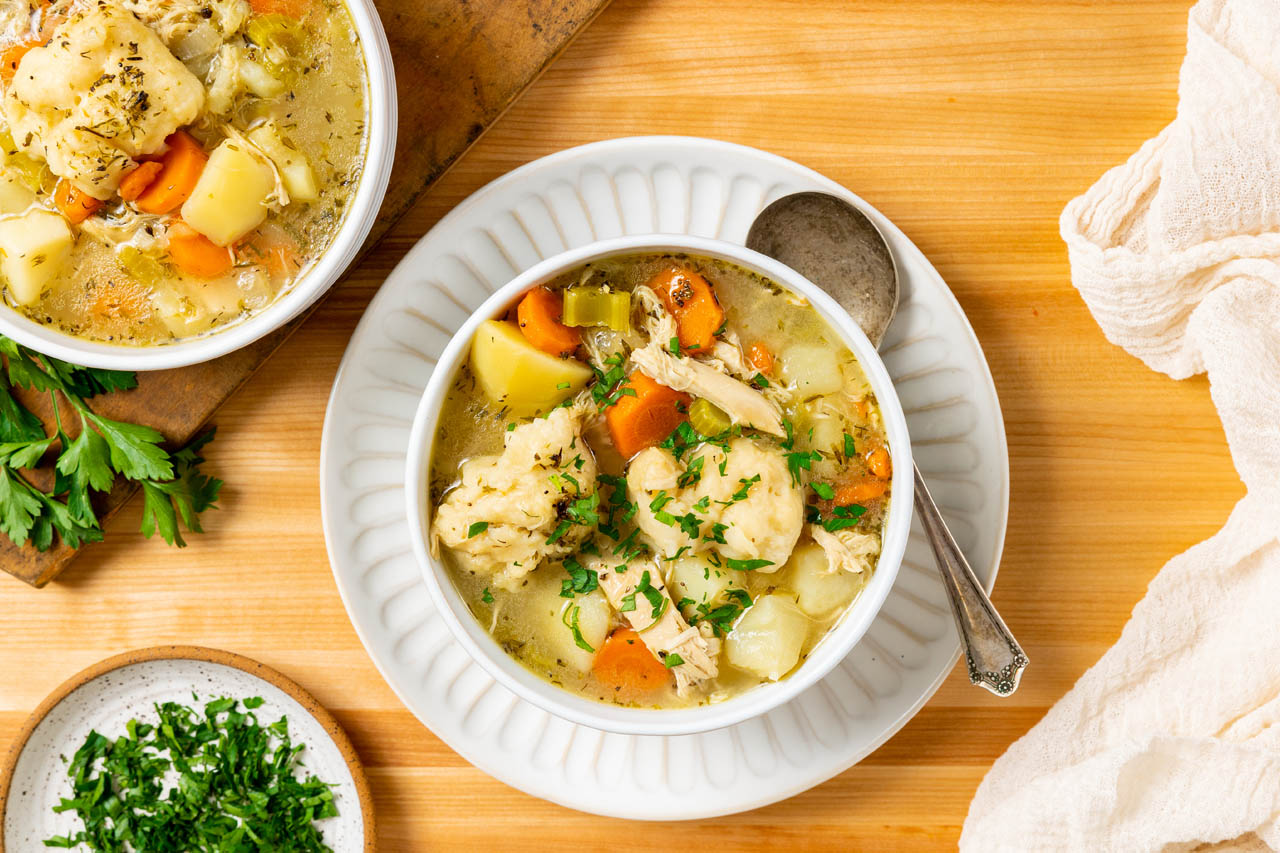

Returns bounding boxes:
[0,0,398,371]
[404,233,914,737]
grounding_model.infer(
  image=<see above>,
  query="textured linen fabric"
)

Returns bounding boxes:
[961,0,1280,849]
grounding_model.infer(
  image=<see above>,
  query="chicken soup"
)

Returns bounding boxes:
[0,0,366,344]
[429,254,893,709]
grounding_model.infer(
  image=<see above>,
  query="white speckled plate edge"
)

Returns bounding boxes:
[319,135,1010,820]
[1,646,372,850]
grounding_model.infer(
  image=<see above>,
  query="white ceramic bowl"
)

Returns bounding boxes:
[0,0,397,370]
[405,234,913,737]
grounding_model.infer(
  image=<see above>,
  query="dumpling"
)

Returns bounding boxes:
[4,3,205,198]
[627,437,804,571]
[431,406,599,590]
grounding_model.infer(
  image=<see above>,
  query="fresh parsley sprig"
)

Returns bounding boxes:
[0,337,221,550]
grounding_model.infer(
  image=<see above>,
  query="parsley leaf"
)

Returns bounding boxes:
[726,557,774,571]
[467,521,489,538]
[663,653,685,668]
[559,558,599,598]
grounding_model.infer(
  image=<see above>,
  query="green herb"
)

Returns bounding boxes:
[506,422,517,432]
[649,491,673,513]
[589,353,634,411]
[559,558,599,598]
[619,570,667,620]
[690,589,753,636]
[726,557,774,571]
[566,492,600,526]
[678,455,705,488]
[562,605,594,652]
[0,339,221,550]
[545,520,572,544]
[719,474,760,506]
[556,381,571,390]
[784,448,822,486]
[751,372,769,388]
[663,653,685,668]
[811,481,836,500]
[702,522,728,544]
[467,521,489,538]
[44,696,337,851]
[669,336,680,355]
[823,502,867,532]
[677,596,696,611]
[481,587,494,603]
[843,432,856,458]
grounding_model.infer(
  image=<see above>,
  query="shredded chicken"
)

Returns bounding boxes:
[627,438,804,570]
[121,0,250,49]
[592,558,720,696]
[431,406,599,590]
[628,285,784,435]
[3,3,205,197]
[809,524,881,574]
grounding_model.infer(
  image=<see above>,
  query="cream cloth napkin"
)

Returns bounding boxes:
[960,0,1280,849]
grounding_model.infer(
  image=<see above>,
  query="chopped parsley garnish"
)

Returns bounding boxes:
[669,336,680,355]
[843,432,856,458]
[590,353,634,411]
[690,588,753,636]
[751,372,770,388]
[663,653,685,668]
[481,587,494,603]
[677,455,704,488]
[811,481,836,500]
[785,449,822,486]
[726,557,774,571]
[467,520,489,538]
[566,492,600,526]
[719,474,760,506]
[649,491,673,513]
[506,422,517,432]
[559,558,599,598]
[545,520,572,544]
[562,605,595,652]
[619,570,667,620]
[659,421,701,460]
[702,522,728,544]
[44,697,337,850]
[806,502,868,532]
[556,381,571,390]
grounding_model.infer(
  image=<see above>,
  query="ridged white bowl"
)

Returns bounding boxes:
[404,235,914,737]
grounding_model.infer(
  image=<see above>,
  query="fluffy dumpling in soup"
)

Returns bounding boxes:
[0,0,366,344]
[429,254,894,709]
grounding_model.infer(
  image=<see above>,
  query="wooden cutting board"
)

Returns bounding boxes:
[1,0,611,587]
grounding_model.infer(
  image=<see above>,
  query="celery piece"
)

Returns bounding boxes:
[118,247,166,288]
[689,398,731,437]
[562,286,630,332]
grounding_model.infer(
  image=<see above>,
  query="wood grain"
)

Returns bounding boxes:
[0,0,1240,849]
[0,0,611,587]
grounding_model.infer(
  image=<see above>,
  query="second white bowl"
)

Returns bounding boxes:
[405,234,913,737]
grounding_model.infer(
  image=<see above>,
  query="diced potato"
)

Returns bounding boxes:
[726,594,809,681]
[784,542,867,617]
[470,320,592,417]
[151,287,202,337]
[796,402,845,456]
[668,556,742,617]
[247,123,318,202]
[780,344,843,398]
[516,565,610,673]
[0,209,72,305]
[189,276,245,318]
[0,174,36,214]
[181,140,275,246]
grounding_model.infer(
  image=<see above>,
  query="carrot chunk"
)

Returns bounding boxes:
[592,629,671,692]
[833,478,888,506]
[250,0,311,16]
[53,180,104,224]
[135,131,207,215]
[516,286,581,358]
[605,372,691,460]
[748,342,774,374]
[117,161,164,202]
[168,222,233,279]
[866,445,892,479]
[649,266,726,352]
[238,224,301,282]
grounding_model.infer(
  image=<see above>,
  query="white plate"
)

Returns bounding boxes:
[2,649,368,849]
[319,136,1010,819]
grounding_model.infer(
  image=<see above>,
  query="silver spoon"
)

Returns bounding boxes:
[746,191,1028,696]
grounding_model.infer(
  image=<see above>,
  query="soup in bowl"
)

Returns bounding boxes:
[0,0,394,368]
[406,236,912,736]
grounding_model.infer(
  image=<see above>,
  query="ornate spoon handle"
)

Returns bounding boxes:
[913,464,1028,695]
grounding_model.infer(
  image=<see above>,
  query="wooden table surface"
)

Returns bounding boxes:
[1,1,1240,848]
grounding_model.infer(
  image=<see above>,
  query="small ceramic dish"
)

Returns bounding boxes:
[0,0,397,371]
[0,646,374,850]
[404,233,914,737]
